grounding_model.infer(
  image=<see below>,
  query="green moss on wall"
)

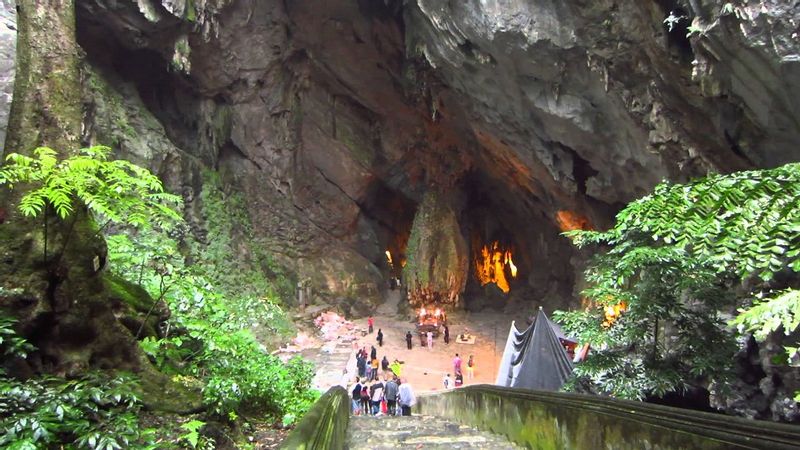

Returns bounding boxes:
[403,191,467,303]
[103,274,153,312]
[192,171,297,343]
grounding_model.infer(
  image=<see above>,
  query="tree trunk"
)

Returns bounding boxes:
[0,0,159,381]
[4,0,81,156]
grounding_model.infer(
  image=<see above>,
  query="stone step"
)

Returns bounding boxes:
[346,415,520,449]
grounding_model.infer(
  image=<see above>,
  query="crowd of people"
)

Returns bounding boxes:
[442,353,475,389]
[350,373,416,416]
[348,317,478,417]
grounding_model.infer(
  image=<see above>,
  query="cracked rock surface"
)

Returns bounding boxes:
[61,1,800,315]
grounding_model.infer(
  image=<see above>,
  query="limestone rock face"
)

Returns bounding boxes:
[69,0,800,314]
[0,0,14,148]
[403,192,468,307]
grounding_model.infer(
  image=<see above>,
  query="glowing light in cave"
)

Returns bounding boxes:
[385,250,394,268]
[475,241,518,293]
[556,210,593,232]
[602,301,627,328]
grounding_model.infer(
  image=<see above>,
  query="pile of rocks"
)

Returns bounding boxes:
[314,311,358,343]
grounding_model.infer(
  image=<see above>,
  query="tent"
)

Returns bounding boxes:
[495,308,574,391]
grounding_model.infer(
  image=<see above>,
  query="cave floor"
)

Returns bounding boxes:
[306,290,531,394]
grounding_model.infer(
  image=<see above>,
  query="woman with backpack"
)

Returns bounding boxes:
[360,382,371,414]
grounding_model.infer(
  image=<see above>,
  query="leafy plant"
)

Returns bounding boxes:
[559,162,800,400]
[554,246,737,399]
[0,371,155,450]
[105,175,316,425]
[179,420,211,449]
[0,315,34,361]
[0,146,182,262]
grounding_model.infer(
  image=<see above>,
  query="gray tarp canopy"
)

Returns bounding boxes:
[495,309,574,391]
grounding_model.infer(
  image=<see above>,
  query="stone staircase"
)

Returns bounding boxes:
[346,415,521,449]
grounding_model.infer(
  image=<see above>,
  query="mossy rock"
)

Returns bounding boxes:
[103,274,169,339]
[403,191,468,305]
[137,365,204,414]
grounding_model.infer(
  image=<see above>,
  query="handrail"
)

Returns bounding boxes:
[416,385,800,449]
[279,386,350,450]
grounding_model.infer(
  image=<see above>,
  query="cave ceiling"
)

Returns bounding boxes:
[70,0,800,307]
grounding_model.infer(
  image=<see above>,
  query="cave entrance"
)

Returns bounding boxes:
[357,179,416,284]
[459,171,557,311]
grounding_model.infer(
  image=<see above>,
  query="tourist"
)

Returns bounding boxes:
[466,355,475,379]
[368,316,374,334]
[443,373,452,389]
[381,356,390,372]
[454,371,463,387]
[356,353,366,378]
[351,377,362,414]
[370,345,377,361]
[405,330,413,349]
[365,357,372,381]
[384,376,398,415]
[371,357,380,381]
[444,325,450,344]
[360,382,371,413]
[453,353,462,375]
[370,378,384,415]
[377,328,384,347]
[398,378,416,416]
[390,358,403,377]
[426,331,433,349]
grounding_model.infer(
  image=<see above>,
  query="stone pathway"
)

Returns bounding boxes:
[346,415,521,449]
[308,339,354,390]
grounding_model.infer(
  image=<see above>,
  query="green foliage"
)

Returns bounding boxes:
[559,163,800,400]
[0,315,34,362]
[196,171,295,306]
[0,312,163,449]
[0,146,182,228]
[104,172,315,426]
[572,163,800,281]
[107,227,317,424]
[733,289,800,359]
[179,420,213,449]
[554,246,737,400]
[0,371,156,450]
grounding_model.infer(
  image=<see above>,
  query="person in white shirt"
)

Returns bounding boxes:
[370,380,384,415]
[443,373,452,389]
[398,378,416,416]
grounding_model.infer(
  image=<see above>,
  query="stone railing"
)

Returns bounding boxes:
[279,386,350,450]
[416,385,800,449]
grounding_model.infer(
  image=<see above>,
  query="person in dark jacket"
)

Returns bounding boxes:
[384,377,399,415]
[370,345,377,361]
[377,329,384,347]
[351,377,362,414]
[444,325,450,344]
[405,331,413,349]
[356,354,366,378]
[381,356,390,372]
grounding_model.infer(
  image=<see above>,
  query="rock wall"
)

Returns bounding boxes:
[403,191,468,307]
[66,0,800,315]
